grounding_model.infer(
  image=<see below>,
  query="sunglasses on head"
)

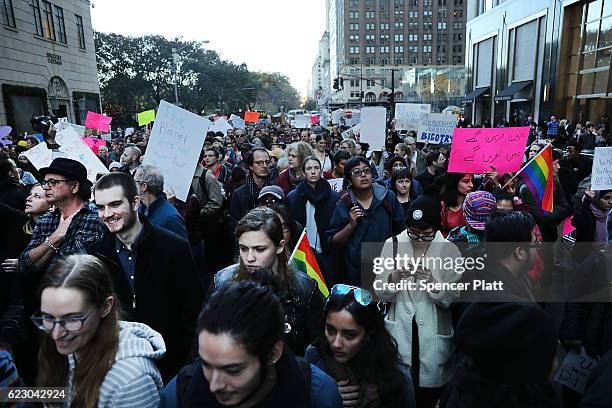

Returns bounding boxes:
[330,284,373,306]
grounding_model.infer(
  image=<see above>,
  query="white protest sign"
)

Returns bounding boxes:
[341,124,361,140]
[229,114,245,130]
[143,100,211,201]
[417,113,457,144]
[360,107,386,151]
[210,117,233,136]
[344,112,360,127]
[101,133,112,141]
[55,118,85,138]
[124,127,135,136]
[294,115,311,129]
[591,147,612,190]
[331,109,344,125]
[23,127,108,183]
[327,178,344,193]
[554,347,599,394]
[395,103,431,131]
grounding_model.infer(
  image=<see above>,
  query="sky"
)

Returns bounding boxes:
[90,0,326,97]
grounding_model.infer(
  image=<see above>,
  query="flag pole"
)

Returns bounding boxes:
[288,228,306,263]
[501,143,552,190]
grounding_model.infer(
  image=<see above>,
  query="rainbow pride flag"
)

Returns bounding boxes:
[519,144,554,212]
[289,230,329,297]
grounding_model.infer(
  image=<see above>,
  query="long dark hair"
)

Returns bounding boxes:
[390,168,417,200]
[36,255,121,408]
[315,293,408,408]
[270,203,301,253]
[441,172,473,207]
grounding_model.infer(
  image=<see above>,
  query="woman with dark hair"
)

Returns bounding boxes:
[390,168,418,215]
[33,255,165,407]
[210,206,325,356]
[384,155,408,180]
[305,285,416,408]
[440,173,474,237]
[288,156,340,284]
[162,281,341,408]
[314,135,332,172]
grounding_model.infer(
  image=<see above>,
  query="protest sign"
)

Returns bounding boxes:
[0,126,11,145]
[137,109,156,126]
[331,109,344,125]
[327,178,344,193]
[562,216,576,236]
[447,127,529,174]
[554,347,599,394]
[591,147,612,190]
[23,127,108,183]
[55,119,85,137]
[344,112,361,127]
[360,107,386,151]
[417,113,457,144]
[82,137,107,155]
[310,115,320,125]
[294,115,311,129]
[244,111,259,123]
[395,103,430,131]
[124,128,135,136]
[341,124,361,140]
[210,117,233,136]
[143,100,211,201]
[229,114,245,129]
[85,112,112,132]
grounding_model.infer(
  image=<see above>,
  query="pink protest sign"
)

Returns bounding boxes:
[448,127,529,174]
[85,112,113,132]
[310,115,320,124]
[563,216,576,236]
[82,137,107,155]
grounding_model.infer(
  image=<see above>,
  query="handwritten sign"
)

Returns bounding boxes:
[143,100,211,201]
[417,113,457,144]
[23,127,108,183]
[395,103,430,131]
[294,115,311,129]
[229,114,245,130]
[85,112,112,132]
[82,137,107,155]
[360,107,386,151]
[209,117,233,136]
[327,178,344,192]
[554,347,599,394]
[447,127,529,174]
[591,147,612,190]
[341,124,361,140]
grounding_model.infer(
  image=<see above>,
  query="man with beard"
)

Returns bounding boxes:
[20,158,103,271]
[88,172,202,381]
[120,145,142,176]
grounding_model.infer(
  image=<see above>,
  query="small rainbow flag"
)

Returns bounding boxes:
[519,144,554,212]
[289,230,329,297]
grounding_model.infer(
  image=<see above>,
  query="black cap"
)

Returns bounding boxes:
[39,158,91,186]
[405,193,441,230]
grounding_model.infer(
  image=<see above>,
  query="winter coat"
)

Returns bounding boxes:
[375,230,461,388]
[87,215,202,381]
[519,176,570,242]
[64,321,165,407]
[326,183,405,285]
[211,264,325,357]
[141,195,188,242]
[0,181,27,211]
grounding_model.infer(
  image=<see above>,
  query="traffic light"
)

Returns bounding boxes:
[333,77,339,90]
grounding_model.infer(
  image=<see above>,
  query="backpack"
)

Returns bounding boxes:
[338,189,394,217]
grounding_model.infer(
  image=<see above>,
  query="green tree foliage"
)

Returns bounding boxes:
[94,32,300,126]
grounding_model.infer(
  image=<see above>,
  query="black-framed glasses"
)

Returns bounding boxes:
[31,310,93,332]
[407,230,435,242]
[330,284,372,306]
[350,168,372,178]
[254,160,271,167]
[259,197,280,206]
[41,178,72,187]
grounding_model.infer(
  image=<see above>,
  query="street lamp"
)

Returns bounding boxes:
[172,40,210,106]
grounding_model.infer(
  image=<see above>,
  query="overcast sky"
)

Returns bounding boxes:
[90,0,326,97]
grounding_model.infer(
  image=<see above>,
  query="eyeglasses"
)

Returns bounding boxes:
[254,160,271,167]
[41,178,72,187]
[31,310,93,332]
[407,230,435,242]
[260,197,280,206]
[331,284,373,306]
[351,168,372,177]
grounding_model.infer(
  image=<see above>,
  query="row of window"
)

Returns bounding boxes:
[349,44,461,54]
[0,0,86,49]
[349,21,464,30]
[350,9,463,19]
[348,34,463,45]
[348,55,463,65]
[348,0,463,9]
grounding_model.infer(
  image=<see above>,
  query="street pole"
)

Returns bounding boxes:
[172,48,179,106]
[390,69,396,120]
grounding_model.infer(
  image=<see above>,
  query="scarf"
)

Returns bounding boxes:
[246,174,271,203]
[590,202,609,243]
[298,178,331,205]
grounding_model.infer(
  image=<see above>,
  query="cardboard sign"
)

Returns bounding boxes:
[209,117,233,136]
[85,111,112,132]
[294,115,311,129]
[417,113,457,144]
[55,119,85,138]
[395,103,431,131]
[229,114,246,130]
[554,347,599,394]
[244,111,260,123]
[360,107,386,151]
[143,100,211,201]
[591,147,612,190]
[23,127,108,183]
[137,109,156,126]
[341,124,361,140]
[447,127,530,174]
[327,178,344,192]
[82,137,107,155]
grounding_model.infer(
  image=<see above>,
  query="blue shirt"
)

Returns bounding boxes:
[142,195,188,242]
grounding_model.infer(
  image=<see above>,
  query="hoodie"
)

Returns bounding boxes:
[64,321,166,408]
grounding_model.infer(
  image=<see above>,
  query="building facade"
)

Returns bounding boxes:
[464,0,611,129]
[308,32,331,102]
[0,0,100,135]
[327,0,468,108]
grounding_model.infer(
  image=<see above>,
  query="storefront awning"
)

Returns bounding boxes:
[494,80,532,101]
[461,87,489,103]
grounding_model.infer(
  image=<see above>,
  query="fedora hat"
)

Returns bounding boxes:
[39,158,91,186]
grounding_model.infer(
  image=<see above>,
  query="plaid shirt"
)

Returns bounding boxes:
[20,200,104,271]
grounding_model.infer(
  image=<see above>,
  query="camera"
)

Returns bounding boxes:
[30,114,60,149]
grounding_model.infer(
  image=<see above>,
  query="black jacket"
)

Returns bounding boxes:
[0,181,27,211]
[87,216,203,381]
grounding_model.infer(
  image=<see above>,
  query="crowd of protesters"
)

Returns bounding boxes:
[0,111,610,407]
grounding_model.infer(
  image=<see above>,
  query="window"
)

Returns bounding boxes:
[438,10,448,18]
[366,46,375,53]
[366,23,375,30]
[424,0,433,6]
[395,57,404,64]
[366,11,375,18]
[1,0,16,27]
[380,23,390,30]
[395,10,404,18]
[350,57,360,64]
[453,33,463,41]
[453,44,462,52]
[394,34,404,41]
[424,10,433,17]
[30,0,43,36]
[394,45,404,52]
[424,22,432,30]
[453,22,464,30]
[409,34,418,41]
[454,0,463,4]
[437,55,446,64]
[366,33,375,41]
[349,23,359,30]
[349,0,359,7]
[437,33,447,41]
[395,22,404,29]
[380,0,388,9]
[350,46,360,54]
[42,1,55,40]
[380,78,386,86]
[381,46,390,53]
[381,57,389,65]
[365,0,374,8]
[54,5,66,43]
[439,0,447,5]
[76,14,85,49]
[349,11,359,19]
[437,22,447,30]
[408,56,417,63]
[380,34,390,42]
[423,45,432,52]
[424,33,432,41]
[409,11,418,18]
[453,9,463,17]
[380,11,390,19]
[409,22,418,30]
[350,34,360,41]
[367,57,376,64]
[453,55,462,64]
[409,45,418,52]
[437,45,446,53]
[394,0,404,7]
